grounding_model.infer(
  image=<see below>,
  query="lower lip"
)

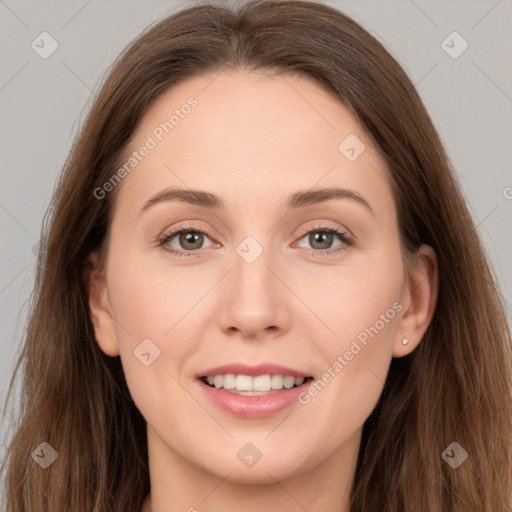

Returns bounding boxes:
[197,378,313,418]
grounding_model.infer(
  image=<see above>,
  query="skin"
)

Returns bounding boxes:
[85,70,438,512]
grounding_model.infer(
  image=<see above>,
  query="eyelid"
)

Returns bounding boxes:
[295,221,352,239]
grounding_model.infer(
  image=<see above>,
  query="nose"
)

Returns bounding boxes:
[216,244,290,340]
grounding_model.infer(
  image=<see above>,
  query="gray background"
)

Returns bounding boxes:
[1,0,511,488]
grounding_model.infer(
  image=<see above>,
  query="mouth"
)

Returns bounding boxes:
[196,373,315,418]
[199,374,314,395]
[195,362,316,418]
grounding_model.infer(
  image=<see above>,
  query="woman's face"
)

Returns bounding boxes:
[88,69,433,486]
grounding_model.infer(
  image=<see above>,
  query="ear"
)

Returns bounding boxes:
[393,244,439,357]
[82,252,120,357]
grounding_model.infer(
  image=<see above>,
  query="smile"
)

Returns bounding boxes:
[200,373,312,395]
[197,373,314,418]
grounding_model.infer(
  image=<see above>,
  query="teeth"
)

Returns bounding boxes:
[202,374,307,393]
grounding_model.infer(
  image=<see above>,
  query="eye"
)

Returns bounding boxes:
[157,222,353,258]
[158,224,214,257]
[295,223,353,255]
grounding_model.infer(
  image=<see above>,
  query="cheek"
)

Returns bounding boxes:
[107,247,199,338]
[107,257,203,426]
[298,251,403,412]
[105,248,220,400]
[298,291,400,452]
[301,256,403,350]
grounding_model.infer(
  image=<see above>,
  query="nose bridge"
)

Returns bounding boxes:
[232,233,276,301]
[216,231,288,336]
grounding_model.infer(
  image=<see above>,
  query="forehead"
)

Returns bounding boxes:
[114,69,392,220]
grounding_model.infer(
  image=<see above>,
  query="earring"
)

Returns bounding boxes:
[402,338,409,345]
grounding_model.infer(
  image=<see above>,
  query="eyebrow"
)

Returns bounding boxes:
[138,186,375,217]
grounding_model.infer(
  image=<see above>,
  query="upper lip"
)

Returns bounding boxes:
[197,363,311,379]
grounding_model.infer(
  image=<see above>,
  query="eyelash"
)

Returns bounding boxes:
[157,223,354,258]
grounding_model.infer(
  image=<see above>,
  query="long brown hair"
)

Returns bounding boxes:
[2,0,511,510]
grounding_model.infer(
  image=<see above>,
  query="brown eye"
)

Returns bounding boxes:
[296,226,352,253]
[307,231,335,250]
[158,226,214,257]
[176,231,205,251]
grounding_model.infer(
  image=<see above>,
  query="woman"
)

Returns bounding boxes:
[2,0,511,511]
